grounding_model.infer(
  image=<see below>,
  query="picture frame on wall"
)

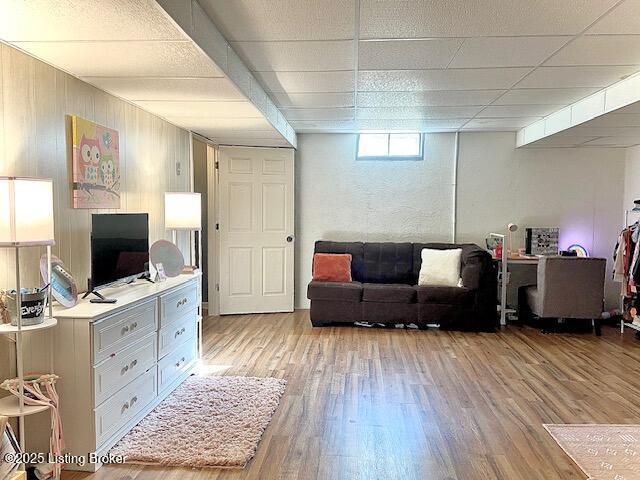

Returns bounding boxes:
[70,115,121,209]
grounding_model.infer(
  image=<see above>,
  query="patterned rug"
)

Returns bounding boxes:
[110,375,286,468]
[544,424,640,479]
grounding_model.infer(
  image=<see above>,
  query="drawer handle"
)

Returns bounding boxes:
[175,356,186,368]
[130,396,138,405]
[130,359,138,368]
[174,327,187,338]
[176,297,188,308]
[121,325,129,335]
[121,402,129,413]
[121,365,129,375]
[131,322,138,330]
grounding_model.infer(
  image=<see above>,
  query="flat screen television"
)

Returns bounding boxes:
[90,213,149,290]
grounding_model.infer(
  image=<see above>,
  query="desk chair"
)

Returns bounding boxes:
[519,256,606,336]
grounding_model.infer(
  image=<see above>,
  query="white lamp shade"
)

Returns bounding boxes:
[165,192,201,230]
[0,177,55,246]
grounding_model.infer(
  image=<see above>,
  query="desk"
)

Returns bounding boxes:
[493,256,539,321]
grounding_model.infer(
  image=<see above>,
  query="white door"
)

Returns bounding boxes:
[218,146,295,314]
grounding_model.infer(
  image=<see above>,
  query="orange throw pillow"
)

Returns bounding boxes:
[313,253,352,282]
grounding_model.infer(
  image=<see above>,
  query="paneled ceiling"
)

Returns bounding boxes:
[200,0,640,135]
[0,0,295,148]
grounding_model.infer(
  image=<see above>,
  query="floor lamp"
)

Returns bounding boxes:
[165,192,203,358]
[0,177,55,455]
[164,192,202,269]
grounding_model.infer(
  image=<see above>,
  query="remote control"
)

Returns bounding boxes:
[90,298,117,304]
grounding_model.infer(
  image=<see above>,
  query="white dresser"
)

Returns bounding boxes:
[51,274,201,471]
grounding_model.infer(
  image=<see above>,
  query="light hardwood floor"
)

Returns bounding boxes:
[65,311,640,480]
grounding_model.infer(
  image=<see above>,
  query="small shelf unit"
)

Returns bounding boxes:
[0,396,49,417]
[0,317,57,335]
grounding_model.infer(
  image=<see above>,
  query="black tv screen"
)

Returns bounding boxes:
[91,213,149,290]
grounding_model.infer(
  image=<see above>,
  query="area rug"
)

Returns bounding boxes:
[544,424,640,479]
[110,375,286,468]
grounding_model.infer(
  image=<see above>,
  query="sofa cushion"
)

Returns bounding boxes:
[418,248,462,287]
[307,281,363,302]
[363,283,416,303]
[362,242,413,284]
[415,285,474,305]
[313,253,352,282]
[315,241,365,282]
[412,243,489,289]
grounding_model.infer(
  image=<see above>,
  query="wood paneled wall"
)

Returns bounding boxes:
[0,43,192,290]
[0,43,192,382]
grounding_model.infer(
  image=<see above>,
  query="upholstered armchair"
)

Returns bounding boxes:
[520,256,606,335]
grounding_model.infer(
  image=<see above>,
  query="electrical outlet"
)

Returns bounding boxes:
[176,162,182,176]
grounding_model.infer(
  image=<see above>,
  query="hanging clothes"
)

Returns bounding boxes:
[613,223,638,297]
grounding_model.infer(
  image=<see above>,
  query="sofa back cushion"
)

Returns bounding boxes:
[362,242,414,284]
[314,241,365,281]
[313,253,352,282]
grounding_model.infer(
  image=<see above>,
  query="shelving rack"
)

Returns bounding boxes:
[0,176,58,478]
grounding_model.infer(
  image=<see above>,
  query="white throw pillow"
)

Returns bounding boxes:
[418,248,462,287]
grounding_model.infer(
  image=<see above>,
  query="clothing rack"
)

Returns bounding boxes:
[619,208,640,335]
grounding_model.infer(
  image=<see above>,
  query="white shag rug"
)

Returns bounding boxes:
[110,375,287,468]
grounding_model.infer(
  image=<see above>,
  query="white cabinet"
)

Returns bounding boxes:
[51,274,201,472]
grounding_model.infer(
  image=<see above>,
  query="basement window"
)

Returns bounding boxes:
[357,133,423,160]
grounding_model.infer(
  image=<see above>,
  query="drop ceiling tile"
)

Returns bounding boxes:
[254,71,355,93]
[357,118,469,130]
[0,0,185,41]
[81,77,245,101]
[359,39,462,70]
[164,116,275,131]
[290,120,357,131]
[357,90,505,107]
[272,92,354,108]
[134,101,262,118]
[359,0,619,39]
[494,87,600,105]
[358,68,529,91]
[545,35,640,66]
[527,135,602,147]
[515,65,640,88]
[463,117,541,130]
[12,41,223,77]
[589,0,640,34]
[449,37,569,68]
[356,106,483,119]
[586,113,640,127]
[478,105,565,118]
[197,0,355,41]
[231,40,353,72]
[280,108,354,121]
[567,126,640,136]
[582,136,640,146]
[614,102,640,114]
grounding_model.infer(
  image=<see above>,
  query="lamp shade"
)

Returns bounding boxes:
[0,177,55,247]
[165,192,201,230]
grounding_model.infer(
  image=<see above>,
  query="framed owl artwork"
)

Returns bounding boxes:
[71,115,121,209]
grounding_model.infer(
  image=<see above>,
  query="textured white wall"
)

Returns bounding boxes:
[456,132,625,308]
[625,145,640,213]
[296,131,626,309]
[295,133,456,308]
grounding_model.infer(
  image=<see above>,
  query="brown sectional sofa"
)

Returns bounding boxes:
[307,241,498,331]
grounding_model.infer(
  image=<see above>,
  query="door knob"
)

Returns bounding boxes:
[286,235,294,243]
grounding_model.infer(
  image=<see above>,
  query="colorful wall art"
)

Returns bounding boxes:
[71,115,120,209]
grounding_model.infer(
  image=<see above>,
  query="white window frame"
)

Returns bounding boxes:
[356,133,424,161]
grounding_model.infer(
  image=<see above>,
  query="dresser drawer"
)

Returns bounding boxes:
[93,300,157,364]
[158,310,197,359]
[94,333,157,406]
[157,338,196,393]
[160,283,198,328]
[95,367,157,446]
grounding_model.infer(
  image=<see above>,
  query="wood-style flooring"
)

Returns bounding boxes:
[65,311,640,480]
